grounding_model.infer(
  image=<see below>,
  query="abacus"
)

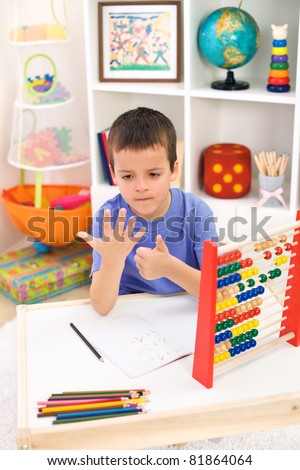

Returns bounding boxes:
[192,211,300,389]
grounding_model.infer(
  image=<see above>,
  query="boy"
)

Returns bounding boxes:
[78,107,218,315]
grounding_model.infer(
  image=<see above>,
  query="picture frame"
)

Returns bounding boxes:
[98,1,181,82]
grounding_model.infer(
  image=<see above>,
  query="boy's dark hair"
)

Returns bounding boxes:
[108,107,177,171]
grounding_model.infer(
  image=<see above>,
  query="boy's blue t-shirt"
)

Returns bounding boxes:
[91,188,218,295]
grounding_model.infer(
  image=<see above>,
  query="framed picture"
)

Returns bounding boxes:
[98,1,181,82]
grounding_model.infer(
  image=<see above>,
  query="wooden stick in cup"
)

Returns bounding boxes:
[254,154,264,174]
[275,157,282,176]
[279,154,289,176]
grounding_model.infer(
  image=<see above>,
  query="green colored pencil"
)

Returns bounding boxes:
[52,411,141,425]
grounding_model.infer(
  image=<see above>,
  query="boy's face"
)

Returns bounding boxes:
[110,146,178,220]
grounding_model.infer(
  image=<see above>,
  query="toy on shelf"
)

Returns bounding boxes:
[50,190,91,210]
[10,23,66,42]
[192,213,300,388]
[203,143,251,198]
[198,6,260,90]
[9,0,67,43]
[1,185,92,247]
[253,150,289,208]
[9,109,89,170]
[267,24,290,93]
[23,53,71,105]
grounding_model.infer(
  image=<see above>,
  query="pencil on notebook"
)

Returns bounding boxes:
[70,323,104,362]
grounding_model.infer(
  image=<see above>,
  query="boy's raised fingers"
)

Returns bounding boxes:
[76,231,95,245]
[102,208,112,240]
[113,208,127,240]
[131,226,146,243]
[126,216,137,238]
[126,217,146,241]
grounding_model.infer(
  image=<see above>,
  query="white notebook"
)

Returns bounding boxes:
[85,295,198,378]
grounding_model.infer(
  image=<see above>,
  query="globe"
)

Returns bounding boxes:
[198,7,260,90]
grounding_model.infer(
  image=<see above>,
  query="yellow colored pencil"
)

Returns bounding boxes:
[128,397,149,404]
[41,400,128,414]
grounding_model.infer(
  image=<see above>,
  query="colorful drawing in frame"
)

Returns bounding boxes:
[98,1,181,82]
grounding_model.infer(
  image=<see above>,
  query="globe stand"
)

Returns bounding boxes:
[211,71,249,90]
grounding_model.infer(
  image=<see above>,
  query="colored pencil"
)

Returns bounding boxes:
[47,394,136,401]
[53,389,149,395]
[48,394,136,400]
[37,389,150,425]
[37,397,128,407]
[40,397,148,414]
[37,398,128,406]
[40,400,130,414]
[37,404,139,418]
[56,407,144,420]
[70,323,104,362]
[47,396,149,404]
[53,411,143,425]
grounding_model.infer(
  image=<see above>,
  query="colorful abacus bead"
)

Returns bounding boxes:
[275,255,288,265]
[258,273,268,283]
[217,261,241,278]
[278,233,287,243]
[263,250,272,260]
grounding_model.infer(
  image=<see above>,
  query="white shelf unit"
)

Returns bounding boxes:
[84,0,300,241]
[8,39,90,174]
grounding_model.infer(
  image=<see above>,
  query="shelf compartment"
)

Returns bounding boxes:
[189,0,299,92]
[8,101,89,171]
[189,97,293,211]
[13,43,74,107]
[190,79,296,105]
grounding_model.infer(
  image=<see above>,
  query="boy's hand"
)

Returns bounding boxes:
[134,235,172,280]
[77,208,146,267]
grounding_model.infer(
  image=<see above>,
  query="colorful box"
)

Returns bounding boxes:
[0,243,92,304]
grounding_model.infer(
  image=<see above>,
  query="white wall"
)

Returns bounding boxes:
[0,0,91,252]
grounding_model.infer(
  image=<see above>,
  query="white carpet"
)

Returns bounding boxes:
[1,318,300,450]
[0,319,17,450]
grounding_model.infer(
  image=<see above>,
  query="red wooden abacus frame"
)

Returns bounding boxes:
[192,210,300,389]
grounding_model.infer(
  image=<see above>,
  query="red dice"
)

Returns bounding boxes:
[204,143,251,198]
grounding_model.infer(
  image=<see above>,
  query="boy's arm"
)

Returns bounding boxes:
[90,259,125,315]
[161,256,201,298]
[134,235,201,298]
[78,208,145,315]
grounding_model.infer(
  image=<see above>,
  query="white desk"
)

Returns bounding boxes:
[17,294,300,450]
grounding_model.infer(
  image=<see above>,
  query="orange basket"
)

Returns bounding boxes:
[1,184,92,246]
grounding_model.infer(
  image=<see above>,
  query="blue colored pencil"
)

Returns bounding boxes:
[56,407,143,420]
